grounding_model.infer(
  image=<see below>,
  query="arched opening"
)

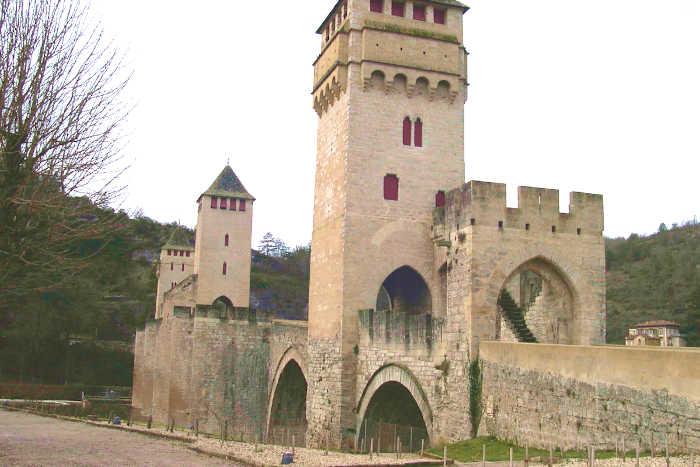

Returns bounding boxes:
[393,74,407,94]
[213,296,234,317]
[402,116,412,146]
[496,257,575,344]
[268,360,307,445]
[415,77,429,97]
[376,266,431,315]
[358,381,429,453]
[370,70,386,90]
[437,80,451,99]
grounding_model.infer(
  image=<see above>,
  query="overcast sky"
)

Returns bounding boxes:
[91,0,700,247]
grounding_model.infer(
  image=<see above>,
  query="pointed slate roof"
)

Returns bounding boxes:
[163,226,194,251]
[199,165,255,201]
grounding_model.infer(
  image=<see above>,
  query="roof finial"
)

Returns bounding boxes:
[226,154,230,166]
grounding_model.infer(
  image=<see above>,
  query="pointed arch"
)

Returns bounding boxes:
[402,116,412,146]
[414,118,423,147]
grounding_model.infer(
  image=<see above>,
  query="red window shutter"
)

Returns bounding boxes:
[210,196,217,209]
[436,191,446,208]
[181,264,185,272]
[239,200,246,212]
[225,234,229,247]
[403,117,412,146]
[180,250,184,257]
[223,262,227,275]
[434,8,446,24]
[414,118,423,147]
[384,175,399,201]
[170,263,173,271]
[413,4,426,21]
[186,251,190,257]
[392,1,405,17]
[220,198,227,209]
[370,0,383,12]
[229,198,237,211]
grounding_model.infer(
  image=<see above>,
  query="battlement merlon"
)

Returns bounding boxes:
[433,180,604,238]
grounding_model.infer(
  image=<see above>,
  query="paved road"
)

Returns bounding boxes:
[0,410,235,466]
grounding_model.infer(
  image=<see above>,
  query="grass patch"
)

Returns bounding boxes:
[428,437,640,462]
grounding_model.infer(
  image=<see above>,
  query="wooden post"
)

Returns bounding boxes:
[525,443,529,467]
[482,444,486,467]
[410,427,413,453]
[636,445,640,467]
[325,432,329,456]
[591,447,596,466]
[665,438,670,467]
[378,431,381,454]
[509,447,513,467]
[195,419,198,438]
[397,436,401,459]
[421,439,425,457]
[651,433,656,458]
[615,440,619,458]
[443,445,447,467]
[549,446,553,466]
[622,438,626,462]
[370,438,374,460]
[292,435,296,457]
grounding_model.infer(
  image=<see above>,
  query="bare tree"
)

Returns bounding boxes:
[0,0,130,311]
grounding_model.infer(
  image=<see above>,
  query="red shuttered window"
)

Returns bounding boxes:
[414,118,423,147]
[225,234,229,247]
[370,0,383,12]
[181,264,185,272]
[403,117,412,146]
[167,249,172,256]
[170,263,174,271]
[210,196,217,209]
[229,198,237,211]
[220,198,227,209]
[413,4,426,21]
[186,251,191,257]
[434,8,446,24]
[384,174,399,201]
[222,262,227,276]
[391,1,405,17]
[239,200,246,212]
[436,191,446,208]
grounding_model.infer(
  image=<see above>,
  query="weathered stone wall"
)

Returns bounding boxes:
[131,330,145,411]
[480,342,700,452]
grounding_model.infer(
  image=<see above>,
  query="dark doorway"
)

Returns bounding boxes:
[376,266,431,315]
[268,360,307,446]
[358,382,429,453]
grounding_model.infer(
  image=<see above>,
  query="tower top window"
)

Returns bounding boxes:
[391,1,405,17]
[370,0,383,13]
[434,7,446,24]
[413,4,426,21]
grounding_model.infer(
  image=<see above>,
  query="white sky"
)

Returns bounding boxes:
[91,0,700,247]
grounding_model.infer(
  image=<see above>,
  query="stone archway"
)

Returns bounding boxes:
[495,257,577,344]
[355,365,432,451]
[266,347,308,444]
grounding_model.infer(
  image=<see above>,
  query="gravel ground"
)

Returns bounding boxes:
[0,410,233,466]
[563,458,694,466]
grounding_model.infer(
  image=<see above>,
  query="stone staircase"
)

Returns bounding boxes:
[497,290,538,343]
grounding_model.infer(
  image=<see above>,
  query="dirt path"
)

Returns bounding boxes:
[0,410,235,466]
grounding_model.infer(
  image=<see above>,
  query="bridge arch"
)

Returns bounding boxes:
[355,364,432,450]
[266,346,308,443]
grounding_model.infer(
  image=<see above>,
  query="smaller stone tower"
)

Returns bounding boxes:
[194,165,255,309]
[155,227,194,318]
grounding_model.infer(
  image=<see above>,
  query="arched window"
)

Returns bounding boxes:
[225,234,229,247]
[402,117,412,146]
[435,190,446,208]
[384,174,399,201]
[414,118,423,147]
[223,262,227,276]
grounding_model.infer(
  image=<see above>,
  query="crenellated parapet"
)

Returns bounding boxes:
[433,180,604,239]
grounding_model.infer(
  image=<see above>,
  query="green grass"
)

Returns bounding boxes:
[427,437,641,463]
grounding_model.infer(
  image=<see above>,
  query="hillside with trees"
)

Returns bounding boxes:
[606,221,700,346]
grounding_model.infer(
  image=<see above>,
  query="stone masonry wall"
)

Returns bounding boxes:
[480,342,700,452]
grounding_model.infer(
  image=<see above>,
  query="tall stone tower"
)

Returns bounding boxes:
[194,165,255,309]
[307,0,469,446]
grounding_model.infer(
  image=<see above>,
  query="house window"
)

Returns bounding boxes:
[435,191,446,208]
[225,234,229,247]
[434,7,446,24]
[413,4,426,21]
[391,1,405,17]
[167,249,172,256]
[181,264,185,272]
[370,0,383,12]
[223,262,227,275]
[180,250,184,257]
[384,174,399,201]
[170,263,174,271]
[239,200,246,212]
[229,198,237,211]
[220,198,228,209]
[403,117,412,146]
[186,251,191,257]
[210,196,217,209]
[414,118,423,147]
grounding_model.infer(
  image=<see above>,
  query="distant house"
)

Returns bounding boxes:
[625,320,686,347]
